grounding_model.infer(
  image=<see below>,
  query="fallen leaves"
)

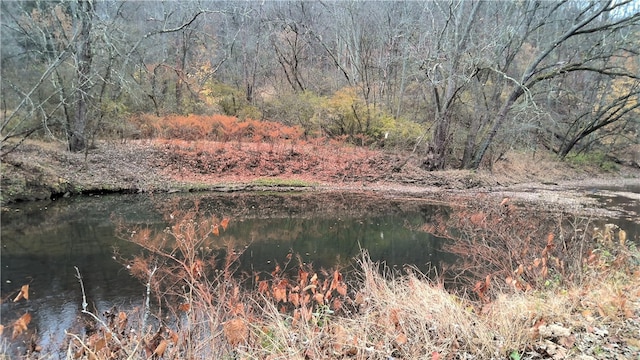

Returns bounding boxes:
[537,324,571,338]
[13,284,29,302]
[528,322,577,359]
[12,313,31,339]
[223,318,248,347]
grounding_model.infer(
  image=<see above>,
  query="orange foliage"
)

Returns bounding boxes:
[128,113,304,142]
[223,318,248,347]
[422,196,580,301]
[12,313,31,339]
[13,284,29,302]
[256,262,349,319]
[154,136,390,184]
[220,217,230,231]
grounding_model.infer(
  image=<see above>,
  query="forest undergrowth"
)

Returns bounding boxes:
[2,199,639,359]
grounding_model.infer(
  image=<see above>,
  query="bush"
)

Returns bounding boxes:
[201,85,426,148]
[566,151,619,172]
[370,114,426,150]
[261,91,325,137]
[312,87,368,138]
[128,113,304,142]
[308,87,426,148]
[205,81,262,120]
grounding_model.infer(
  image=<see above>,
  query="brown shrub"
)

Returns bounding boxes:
[127,113,304,142]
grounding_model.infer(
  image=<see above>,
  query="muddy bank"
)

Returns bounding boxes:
[2,140,639,221]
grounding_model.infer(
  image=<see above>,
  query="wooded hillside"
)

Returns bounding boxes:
[2,0,639,170]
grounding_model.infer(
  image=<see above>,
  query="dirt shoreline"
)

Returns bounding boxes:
[2,139,639,221]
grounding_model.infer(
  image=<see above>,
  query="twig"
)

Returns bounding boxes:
[143,263,158,330]
[74,266,88,312]
[65,331,99,359]
[73,266,129,354]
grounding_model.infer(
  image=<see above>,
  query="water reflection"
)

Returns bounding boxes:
[3,188,636,354]
[585,184,640,243]
[1,191,451,353]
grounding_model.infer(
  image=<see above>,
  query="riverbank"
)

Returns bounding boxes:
[2,139,639,219]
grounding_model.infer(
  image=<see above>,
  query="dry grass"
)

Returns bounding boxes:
[491,151,585,184]
[3,206,639,359]
[343,259,495,358]
[59,244,640,359]
[240,243,637,359]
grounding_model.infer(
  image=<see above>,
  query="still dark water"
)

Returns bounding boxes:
[585,184,640,236]
[1,191,453,353]
[1,188,637,354]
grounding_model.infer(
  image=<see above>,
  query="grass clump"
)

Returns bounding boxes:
[249,177,317,188]
[566,151,620,172]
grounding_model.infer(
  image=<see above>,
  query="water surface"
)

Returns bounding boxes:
[2,187,636,354]
[1,191,451,353]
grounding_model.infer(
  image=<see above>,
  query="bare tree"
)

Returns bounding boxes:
[268,1,315,93]
[406,0,639,169]
[1,0,223,153]
[2,0,638,166]
[418,0,483,170]
[467,0,640,169]
[68,0,93,151]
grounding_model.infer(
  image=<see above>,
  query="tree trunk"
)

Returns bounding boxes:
[470,88,523,169]
[175,33,188,115]
[69,0,93,152]
[461,115,481,169]
[423,0,482,171]
[428,112,450,171]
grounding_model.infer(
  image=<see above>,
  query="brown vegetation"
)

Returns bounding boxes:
[3,112,636,206]
[128,113,305,143]
[4,203,638,359]
[1,115,639,358]
[3,2,638,171]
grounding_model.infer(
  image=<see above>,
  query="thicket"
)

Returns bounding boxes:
[2,1,638,168]
[128,113,303,143]
[121,86,427,151]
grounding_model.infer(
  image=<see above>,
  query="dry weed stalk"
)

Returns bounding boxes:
[422,197,588,299]
[112,208,246,358]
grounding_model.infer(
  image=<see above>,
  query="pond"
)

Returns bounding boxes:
[1,188,637,355]
[1,191,454,354]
